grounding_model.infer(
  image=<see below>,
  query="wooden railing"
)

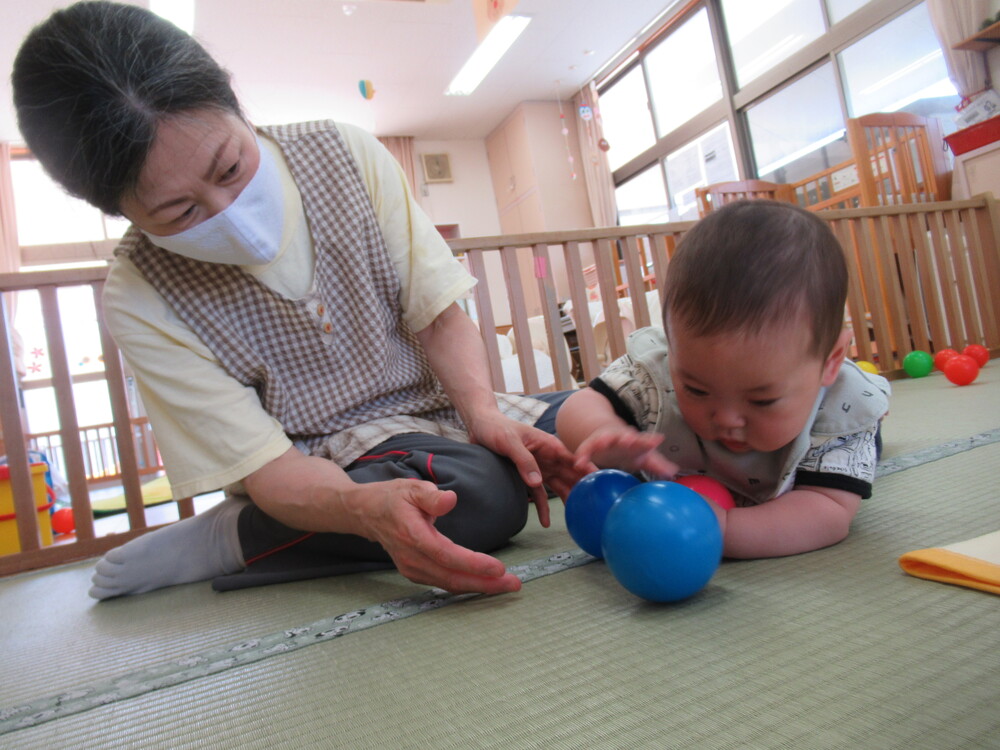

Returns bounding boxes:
[449,195,1000,389]
[1,267,192,576]
[27,416,163,486]
[790,159,863,212]
[1,196,998,575]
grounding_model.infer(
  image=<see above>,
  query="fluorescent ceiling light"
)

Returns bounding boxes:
[446,15,531,96]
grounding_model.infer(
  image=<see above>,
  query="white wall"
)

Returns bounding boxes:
[412,139,500,239]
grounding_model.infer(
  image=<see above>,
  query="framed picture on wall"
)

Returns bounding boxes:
[421,153,453,183]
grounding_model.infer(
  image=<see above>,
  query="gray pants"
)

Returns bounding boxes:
[213,392,573,591]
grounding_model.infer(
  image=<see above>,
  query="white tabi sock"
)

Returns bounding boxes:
[88,496,248,600]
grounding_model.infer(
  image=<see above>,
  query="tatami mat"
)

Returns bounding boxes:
[2,367,999,749]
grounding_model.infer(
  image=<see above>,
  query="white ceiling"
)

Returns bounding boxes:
[1,0,676,142]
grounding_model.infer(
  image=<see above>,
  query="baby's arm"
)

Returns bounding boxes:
[713,485,861,558]
[556,389,677,477]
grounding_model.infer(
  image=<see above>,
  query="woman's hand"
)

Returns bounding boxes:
[343,478,523,594]
[244,448,521,595]
[464,410,591,527]
[415,304,592,524]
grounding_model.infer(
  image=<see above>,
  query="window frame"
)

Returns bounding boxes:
[600,0,926,214]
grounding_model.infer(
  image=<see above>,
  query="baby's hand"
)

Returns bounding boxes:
[574,426,678,478]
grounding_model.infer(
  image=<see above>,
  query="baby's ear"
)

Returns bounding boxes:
[821,328,854,386]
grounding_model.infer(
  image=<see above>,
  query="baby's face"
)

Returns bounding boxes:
[667,318,843,454]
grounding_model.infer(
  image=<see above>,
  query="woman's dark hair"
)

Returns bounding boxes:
[663,200,849,359]
[12,1,243,215]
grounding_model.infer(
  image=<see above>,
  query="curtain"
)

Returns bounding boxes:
[377,136,419,197]
[573,82,617,228]
[927,0,991,99]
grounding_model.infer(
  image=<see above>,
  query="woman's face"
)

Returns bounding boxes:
[119,109,259,237]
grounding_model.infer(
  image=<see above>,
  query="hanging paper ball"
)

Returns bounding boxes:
[578,105,593,121]
[561,127,569,136]
[358,80,376,99]
[598,138,610,152]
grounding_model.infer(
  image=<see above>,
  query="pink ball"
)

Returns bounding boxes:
[675,475,736,510]
[943,354,980,386]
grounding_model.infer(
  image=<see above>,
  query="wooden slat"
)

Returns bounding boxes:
[562,241,600,382]
[500,246,540,394]
[852,217,898,368]
[830,219,875,364]
[944,209,982,345]
[593,239,627,363]
[0,293,43,554]
[927,210,964,348]
[465,250,505,392]
[622,235,650,329]
[908,211,948,350]
[532,244,574,390]
[967,206,1000,344]
[38,285,95,542]
[873,214,911,356]
[890,211,930,353]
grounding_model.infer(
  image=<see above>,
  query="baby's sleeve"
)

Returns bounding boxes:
[794,424,881,499]
[589,354,660,431]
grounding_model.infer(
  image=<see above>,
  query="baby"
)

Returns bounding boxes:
[556,200,891,558]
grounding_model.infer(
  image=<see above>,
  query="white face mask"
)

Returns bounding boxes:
[141,137,285,265]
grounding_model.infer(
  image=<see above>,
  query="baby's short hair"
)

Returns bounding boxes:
[663,200,848,358]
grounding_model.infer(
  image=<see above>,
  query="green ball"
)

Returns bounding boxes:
[903,350,934,378]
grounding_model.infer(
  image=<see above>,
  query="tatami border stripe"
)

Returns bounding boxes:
[0,550,595,733]
[3,426,999,734]
[873,428,1000,478]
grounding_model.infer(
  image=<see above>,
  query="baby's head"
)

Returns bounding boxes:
[662,200,853,453]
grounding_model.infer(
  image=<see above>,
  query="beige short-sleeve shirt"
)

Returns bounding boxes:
[103,122,475,498]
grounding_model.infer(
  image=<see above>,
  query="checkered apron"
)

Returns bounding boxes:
[116,120,486,464]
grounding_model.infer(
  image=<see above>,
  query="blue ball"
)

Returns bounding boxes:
[602,481,723,602]
[565,469,641,558]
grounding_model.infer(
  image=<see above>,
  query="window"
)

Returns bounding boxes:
[826,0,873,25]
[615,166,670,226]
[597,0,950,220]
[665,122,739,219]
[722,0,826,87]
[645,8,722,137]
[839,3,958,118]
[746,63,853,183]
[599,65,657,171]
[10,157,127,268]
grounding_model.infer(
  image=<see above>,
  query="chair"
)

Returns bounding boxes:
[695,180,797,217]
[846,112,952,207]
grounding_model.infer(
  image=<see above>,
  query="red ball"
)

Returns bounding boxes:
[962,344,989,368]
[675,475,736,510]
[51,507,75,535]
[943,354,980,386]
[933,348,959,371]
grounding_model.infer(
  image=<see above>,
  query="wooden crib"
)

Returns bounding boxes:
[2,196,999,575]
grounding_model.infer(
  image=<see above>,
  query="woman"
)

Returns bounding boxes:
[13,1,582,599]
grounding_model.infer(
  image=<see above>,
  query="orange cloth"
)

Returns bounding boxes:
[899,530,1000,595]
